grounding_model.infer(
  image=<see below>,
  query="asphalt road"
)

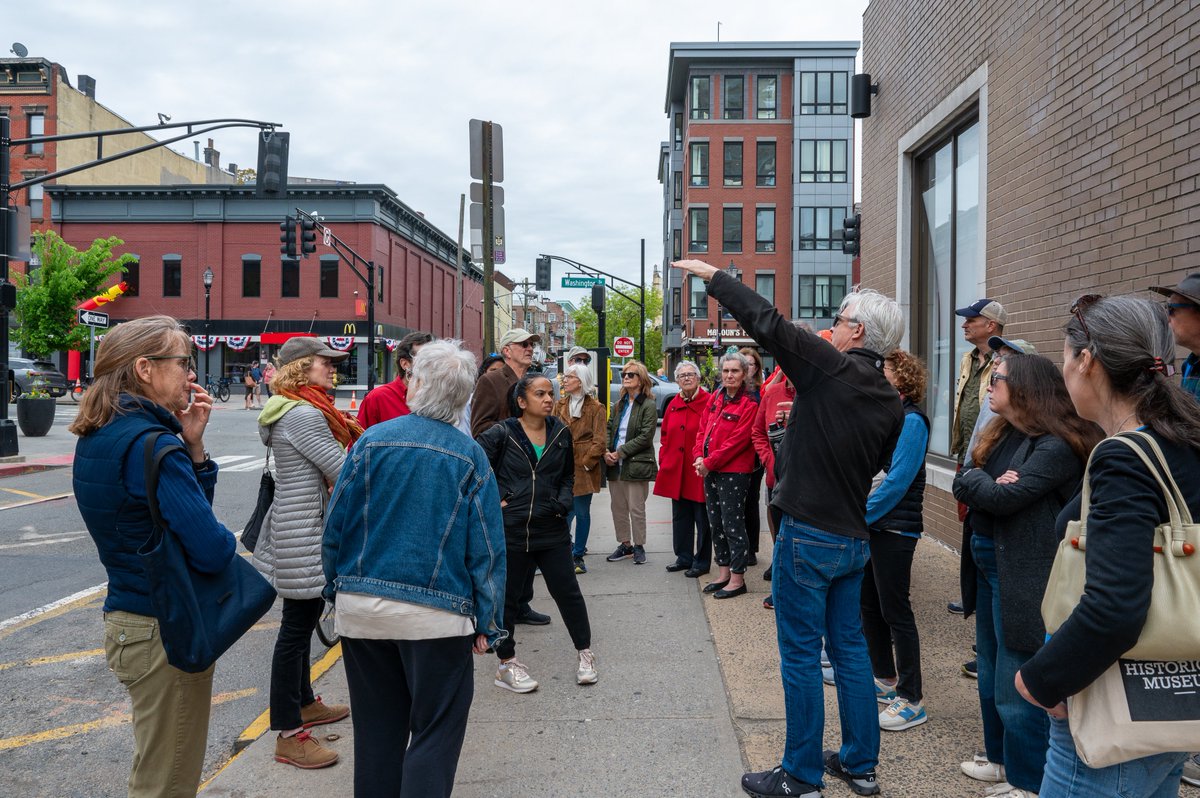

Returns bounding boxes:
[0,401,324,798]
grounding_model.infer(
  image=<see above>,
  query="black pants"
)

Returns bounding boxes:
[745,466,764,554]
[704,471,751,574]
[860,530,923,702]
[342,635,474,798]
[518,568,537,615]
[496,541,591,661]
[270,596,323,730]
[671,498,711,569]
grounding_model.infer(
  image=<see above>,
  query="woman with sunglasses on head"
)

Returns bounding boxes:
[71,316,237,797]
[604,360,659,565]
[952,353,1103,798]
[1016,295,1200,798]
[554,363,607,573]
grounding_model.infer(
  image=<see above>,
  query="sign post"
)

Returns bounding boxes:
[613,336,635,358]
[77,309,109,380]
[561,275,604,289]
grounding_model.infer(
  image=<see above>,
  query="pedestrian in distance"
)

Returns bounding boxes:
[553,363,606,574]
[263,361,276,398]
[356,330,433,429]
[243,365,257,410]
[478,374,597,693]
[255,337,363,769]
[322,340,507,798]
[251,362,265,409]
[604,359,659,565]
[654,360,713,578]
[694,351,760,600]
[71,315,238,798]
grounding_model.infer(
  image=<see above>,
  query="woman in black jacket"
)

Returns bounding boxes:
[478,374,596,694]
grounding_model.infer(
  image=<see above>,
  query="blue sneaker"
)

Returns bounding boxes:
[879,697,927,731]
[874,677,897,705]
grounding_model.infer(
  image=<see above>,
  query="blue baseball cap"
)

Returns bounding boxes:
[955,298,1008,325]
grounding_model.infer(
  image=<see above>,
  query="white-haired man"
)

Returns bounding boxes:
[675,259,903,798]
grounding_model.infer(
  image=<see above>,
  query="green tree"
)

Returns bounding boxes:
[13,231,133,357]
[571,286,664,373]
[234,167,257,185]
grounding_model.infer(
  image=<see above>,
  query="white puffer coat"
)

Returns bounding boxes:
[252,401,346,599]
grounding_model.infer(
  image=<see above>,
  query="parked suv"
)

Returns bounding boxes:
[608,364,680,421]
[8,357,69,401]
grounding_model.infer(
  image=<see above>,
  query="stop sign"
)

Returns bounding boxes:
[613,336,635,357]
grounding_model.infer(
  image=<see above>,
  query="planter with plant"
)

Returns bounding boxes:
[16,379,56,437]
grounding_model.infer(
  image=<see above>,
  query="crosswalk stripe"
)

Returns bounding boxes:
[212,455,256,466]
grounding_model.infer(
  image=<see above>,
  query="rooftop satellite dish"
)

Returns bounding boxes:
[10,42,28,57]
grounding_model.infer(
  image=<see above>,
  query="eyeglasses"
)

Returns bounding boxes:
[622,372,637,379]
[144,355,196,373]
[989,372,1009,388]
[1167,302,1199,316]
[1070,293,1103,339]
[833,313,861,328]
[676,372,699,380]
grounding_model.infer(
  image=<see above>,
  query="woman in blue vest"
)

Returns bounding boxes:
[70,315,237,798]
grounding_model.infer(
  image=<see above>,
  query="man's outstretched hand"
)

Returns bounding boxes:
[672,259,720,281]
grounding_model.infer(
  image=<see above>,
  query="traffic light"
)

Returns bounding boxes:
[300,217,317,258]
[535,256,551,291]
[591,283,606,314]
[256,131,290,197]
[842,213,861,257]
[280,215,297,259]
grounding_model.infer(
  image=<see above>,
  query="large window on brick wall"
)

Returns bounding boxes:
[162,255,182,297]
[690,76,711,120]
[242,255,261,298]
[723,141,742,186]
[281,257,300,297]
[756,208,776,252]
[27,113,44,155]
[914,117,981,458]
[689,275,708,318]
[688,208,708,253]
[722,208,742,252]
[689,142,709,187]
[756,141,776,186]
[319,255,339,298]
[723,76,744,119]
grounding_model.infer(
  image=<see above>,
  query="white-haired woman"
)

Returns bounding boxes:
[323,340,508,798]
[554,363,606,574]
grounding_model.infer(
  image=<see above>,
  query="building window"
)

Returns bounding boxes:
[797,275,848,318]
[27,113,44,155]
[242,255,261,298]
[690,76,711,119]
[673,171,682,209]
[281,257,300,297]
[756,141,776,187]
[673,112,683,150]
[689,142,709,187]
[688,208,709,253]
[756,208,776,252]
[915,118,982,458]
[689,275,708,318]
[376,265,385,301]
[799,140,848,182]
[800,72,849,115]
[671,286,682,327]
[672,229,682,261]
[723,75,744,119]
[319,254,339,298]
[162,255,182,298]
[124,257,140,296]
[797,207,849,250]
[722,208,743,253]
[756,76,778,119]
[723,142,743,187]
[755,273,775,304]
[28,183,43,219]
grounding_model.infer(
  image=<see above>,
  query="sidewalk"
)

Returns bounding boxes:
[202,490,989,798]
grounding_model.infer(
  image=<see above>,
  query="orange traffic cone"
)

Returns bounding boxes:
[349,391,358,411]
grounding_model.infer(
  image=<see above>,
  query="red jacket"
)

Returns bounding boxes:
[693,388,759,474]
[653,387,710,503]
[357,378,410,429]
[753,379,796,489]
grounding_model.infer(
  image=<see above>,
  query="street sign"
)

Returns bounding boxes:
[77,309,109,328]
[613,336,635,357]
[561,275,604,289]
[468,119,504,182]
[469,182,504,205]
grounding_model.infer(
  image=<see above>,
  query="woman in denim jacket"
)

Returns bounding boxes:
[323,341,507,798]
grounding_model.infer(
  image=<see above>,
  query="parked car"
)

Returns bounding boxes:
[609,364,680,422]
[8,357,69,402]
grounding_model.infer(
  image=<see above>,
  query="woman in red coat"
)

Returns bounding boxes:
[653,361,712,577]
[693,352,760,599]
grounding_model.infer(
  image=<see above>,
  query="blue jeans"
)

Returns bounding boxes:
[1041,717,1186,798]
[568,494,593,558]
[774,514,879,785]
[972,534,1049,792]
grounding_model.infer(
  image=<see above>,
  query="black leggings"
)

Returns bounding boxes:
[745,466,764,554]
[496,541,591,661]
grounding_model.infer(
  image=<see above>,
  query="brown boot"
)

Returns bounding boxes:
[300,696,350,728]
[274,730,338,769]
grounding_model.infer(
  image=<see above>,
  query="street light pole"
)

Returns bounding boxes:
[203,267,214,386]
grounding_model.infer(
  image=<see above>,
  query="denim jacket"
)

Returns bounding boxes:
[322,413,508,645]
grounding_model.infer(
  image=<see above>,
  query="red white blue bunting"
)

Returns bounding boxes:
[225,336,252,351]
[192,335,219,351]
[384,338,400,352]
[326,336,356,352]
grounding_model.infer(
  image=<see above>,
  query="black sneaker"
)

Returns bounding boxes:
[574,556,587,575]
[746,553,758,566]
[741,766,821,798]
[633,545,647,564]
[514,607,551,625]
[823,750,880,796]
[962,659,978,678]
[606,543,634,562]
[763,565,773,581]
[947,600,965,615]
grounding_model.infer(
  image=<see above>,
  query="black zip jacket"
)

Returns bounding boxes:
[478,416,575,551]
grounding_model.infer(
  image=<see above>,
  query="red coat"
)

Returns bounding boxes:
[693,388,759,474]
[753,379,796,489]
[653,388,710,503]
[357,378,410,429]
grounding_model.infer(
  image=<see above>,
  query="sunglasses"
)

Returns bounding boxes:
[622,372,637,379]
[833,313,860,328]
[144,355,196,373]
[988,372,1009,388]
[1167,302,1199,317]
[1070,293,1103,339]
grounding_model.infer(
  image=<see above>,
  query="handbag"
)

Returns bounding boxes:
[241,447,274,553]
[137,433,277,673]
[1040,430,1200,766]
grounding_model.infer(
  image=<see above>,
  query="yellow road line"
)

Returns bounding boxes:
[0,647,104,672]
[0,487,45,499]
[0,713,130,751]
[0,492,75,510]
[212,687,257,705]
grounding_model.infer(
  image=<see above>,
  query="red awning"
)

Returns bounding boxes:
[259,332,318,345]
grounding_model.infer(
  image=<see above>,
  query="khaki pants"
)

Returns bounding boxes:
[104,611,215,798]
[609,479,649,546]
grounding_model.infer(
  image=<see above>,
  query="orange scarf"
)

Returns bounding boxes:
[278,384,364,450]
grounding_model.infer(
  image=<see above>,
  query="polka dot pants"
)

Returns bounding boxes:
[704,471,751,574]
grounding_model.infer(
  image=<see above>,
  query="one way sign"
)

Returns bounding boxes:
[77,309,110,328]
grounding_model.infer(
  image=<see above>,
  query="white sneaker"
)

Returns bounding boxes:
[495,659,538,693]
[983,783,1015,797]
[961,753,1006,783]
[878,697,927,731]
[989,789,1036,798]
[576,649,598,685]
[1183,753,1200,787]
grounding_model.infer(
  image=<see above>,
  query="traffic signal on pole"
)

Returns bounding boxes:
[591,283,606,314]
[300,217,317,258]
[841,213,861,257]
[535,256,551,292]
[280,215,297,259]
[256,131,290,197]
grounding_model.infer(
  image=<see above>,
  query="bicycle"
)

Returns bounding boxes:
[315,599,339,647]
[203,375,232,402]
[69,375,92,403]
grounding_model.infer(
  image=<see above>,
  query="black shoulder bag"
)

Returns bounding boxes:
[241,446,274,553]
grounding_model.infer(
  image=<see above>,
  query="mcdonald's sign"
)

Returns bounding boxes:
[343,323,357,335]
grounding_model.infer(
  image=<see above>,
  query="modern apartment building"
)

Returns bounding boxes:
[660,41,859,372]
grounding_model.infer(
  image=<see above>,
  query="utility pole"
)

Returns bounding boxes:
[640,238,646,363]
[0,115,13,454]
[481,124,495,353]
[455,193,464,339]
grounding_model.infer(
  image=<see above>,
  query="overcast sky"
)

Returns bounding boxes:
[12,0,867,300]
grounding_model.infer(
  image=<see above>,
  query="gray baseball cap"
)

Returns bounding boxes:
[987,336,1037,355]
[498,328,541,349]
[1149,273,1200,306]
[277,336,350,365]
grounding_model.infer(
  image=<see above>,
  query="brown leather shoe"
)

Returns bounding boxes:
[300,696,349,728]
[274,730,338,769]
